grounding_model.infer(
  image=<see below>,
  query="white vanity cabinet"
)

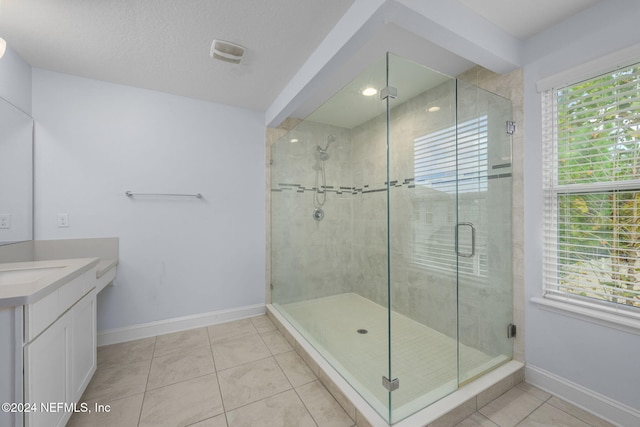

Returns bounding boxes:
[70,289,97,399]
[22,268,98,427]
[23,309,71,427]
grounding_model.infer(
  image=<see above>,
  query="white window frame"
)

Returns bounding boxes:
[537,58,640,334]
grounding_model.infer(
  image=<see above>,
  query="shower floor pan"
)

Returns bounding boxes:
[273,292,509,424]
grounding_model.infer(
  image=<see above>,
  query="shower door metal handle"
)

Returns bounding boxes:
[456,222,476,258]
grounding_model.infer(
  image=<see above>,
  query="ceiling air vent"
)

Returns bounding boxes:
[210,40,245,64]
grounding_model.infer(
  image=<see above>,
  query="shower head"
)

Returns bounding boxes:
[322,135,337,151]
[317,135,336,161]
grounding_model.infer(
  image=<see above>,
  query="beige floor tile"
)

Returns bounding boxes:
[208,319,257,343]
[455,412,500,427]
[479,387,544,427]
[250,315,277,334]
[226,389,316,427]
[82,359,151,403]
[547,397,616,427]
[274,351,316,387]
[68,393,144,427]
[212,332,272,371]
[139,374,224,427]
[430,398,477,427]
[518,403,591,427]
[261,330,294,355]
[516,382,552,402]
[477,375,516,408]
[97,337,156,367]
[355,409,373,427]
[317,369,356,421]
[147,346,215,390]
[188,413,228,427]
[217,357,292,410]
[82,325,621,427]
[296,380,354,427]
[154,327,210,357]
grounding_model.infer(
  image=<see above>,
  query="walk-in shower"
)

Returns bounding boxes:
[270,53,513,424]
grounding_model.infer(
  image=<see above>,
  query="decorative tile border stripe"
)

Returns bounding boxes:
[271,173,512,194]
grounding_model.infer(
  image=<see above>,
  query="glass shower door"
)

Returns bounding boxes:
[456,80,513,383]
[386,54,460,423]
[385,55,513,423]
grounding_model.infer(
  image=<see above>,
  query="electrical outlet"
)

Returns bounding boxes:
[0,214,10,229]
[57,213,69,228]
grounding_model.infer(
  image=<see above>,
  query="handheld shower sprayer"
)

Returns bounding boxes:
[313,134,337,221]
[317,135,336,161]
[323,134,336,151]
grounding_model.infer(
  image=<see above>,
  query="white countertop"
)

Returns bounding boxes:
[96,258,118,278]
[0,258,100,307]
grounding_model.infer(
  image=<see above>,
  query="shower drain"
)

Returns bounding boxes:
[357,329,368,334]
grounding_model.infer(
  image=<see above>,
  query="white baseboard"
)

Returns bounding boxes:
[97,304,265,346]
[525,364,640,427]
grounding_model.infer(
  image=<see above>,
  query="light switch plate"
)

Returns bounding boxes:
[57,213,69,228]
[0,214,10,229]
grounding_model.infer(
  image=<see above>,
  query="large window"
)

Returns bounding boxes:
[542,62,640,312]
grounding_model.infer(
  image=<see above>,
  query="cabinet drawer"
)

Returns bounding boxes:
[59,270,93,313]
[24,290,59,343]
[25,270,95,343]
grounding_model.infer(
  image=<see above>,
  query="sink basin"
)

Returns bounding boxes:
[0,266,65,286]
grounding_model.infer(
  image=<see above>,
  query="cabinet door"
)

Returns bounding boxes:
[70,289,96,400]
[23,311,71,427]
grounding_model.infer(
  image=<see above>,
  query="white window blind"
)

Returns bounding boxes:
[542,62,640,311]
[414,116,488,194]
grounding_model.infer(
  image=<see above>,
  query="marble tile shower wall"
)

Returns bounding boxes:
[350,81,457,324]
[270,121,355,304]
[350,113,389,307]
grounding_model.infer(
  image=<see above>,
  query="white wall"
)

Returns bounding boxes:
[32,69,266,331]
[523,1,640,421]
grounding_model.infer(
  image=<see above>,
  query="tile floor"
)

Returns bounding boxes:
[67,316,615,427]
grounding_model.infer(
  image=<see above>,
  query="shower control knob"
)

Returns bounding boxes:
[312,208,324,221]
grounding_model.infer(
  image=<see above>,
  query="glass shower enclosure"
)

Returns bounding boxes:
[270,53,513,424]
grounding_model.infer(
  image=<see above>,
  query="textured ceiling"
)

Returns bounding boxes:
[0,0,354,111]
[457,0,601,39]
[0,0,604,116]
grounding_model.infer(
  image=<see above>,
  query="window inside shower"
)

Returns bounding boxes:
[413,115,489,277]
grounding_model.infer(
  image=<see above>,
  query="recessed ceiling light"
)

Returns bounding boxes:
[427,106,441,112]
[0,38,6,60]
[362,87,377,97]
[290,138,298,143]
